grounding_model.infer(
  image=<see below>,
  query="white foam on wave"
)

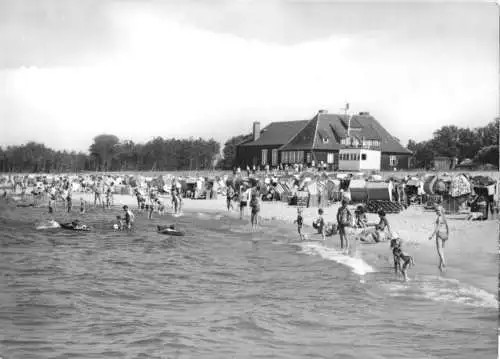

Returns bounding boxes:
[383,275,497,309]
[36,220,60,230]
[297,242,375,276]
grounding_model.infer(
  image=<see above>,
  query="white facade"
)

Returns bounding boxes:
[338,149,381,171]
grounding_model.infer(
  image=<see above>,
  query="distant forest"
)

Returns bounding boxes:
[0,119,498,173]
[0,135,220,173]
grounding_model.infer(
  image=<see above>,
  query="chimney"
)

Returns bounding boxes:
[253,121,261,141]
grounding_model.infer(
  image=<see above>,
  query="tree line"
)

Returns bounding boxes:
[407,118,499,169]
[0,135,221,173]
[0,118,497,173]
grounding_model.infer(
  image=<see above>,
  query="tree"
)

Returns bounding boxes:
[89,134,120,171]
[221,134,251,170]
[474,145,499,167]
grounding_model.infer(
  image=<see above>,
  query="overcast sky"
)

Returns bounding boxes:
[0,0,497,152]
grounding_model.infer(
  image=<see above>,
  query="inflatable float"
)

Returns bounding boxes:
[157,225,184,236]
[59,222,90,232]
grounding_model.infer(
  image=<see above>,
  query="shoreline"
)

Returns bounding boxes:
[4,190,498,296]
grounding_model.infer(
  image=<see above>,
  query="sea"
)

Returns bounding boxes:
[0,199,497,359]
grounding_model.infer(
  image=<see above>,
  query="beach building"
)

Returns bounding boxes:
[236,109,412,171]
[433,156,458,171]
[338,148,381,171]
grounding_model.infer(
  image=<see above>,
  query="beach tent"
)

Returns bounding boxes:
[367,174,383,182]
[448,174,472,198]
[423,175,438,195]
[349,179,368,202]
[471,175,497,199]
[366,181,393,202]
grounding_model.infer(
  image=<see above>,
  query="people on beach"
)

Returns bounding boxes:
[429,205,449,272]
[94,184,104,208]
[357,209,392,243]
[249,192,260,228]
[113,216,124,231]
[316,208,326,241]
[239,185,251,220]
[390,234,415,282]
[148,202,154,219]
[123,205,135,230]
[336,199,352,249]
[105,187,113,209]
[354,205,368,228]
[157,200,165,216]
[226,185,235,211]
[294,207,304,241]
[66,187,73,213]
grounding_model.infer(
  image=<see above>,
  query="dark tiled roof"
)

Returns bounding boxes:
[278,117,318,151]
[239,120,309,147]
[244,113,411,155]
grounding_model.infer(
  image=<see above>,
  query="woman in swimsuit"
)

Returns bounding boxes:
[429,205,449,272]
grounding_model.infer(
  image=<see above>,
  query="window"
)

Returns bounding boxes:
[282,151,288,164]
[261,149,268,166]
[271,149,278,166]
[327,153,334,164]
[298,151,304,162]
[389,155,398,166]
[361,153,367,161]
[306,152,311,163]
[290,151,296,163]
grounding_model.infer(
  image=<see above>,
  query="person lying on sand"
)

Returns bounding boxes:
[390,234,415,282]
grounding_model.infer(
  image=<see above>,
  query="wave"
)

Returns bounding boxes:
[381,275,497,309]
[36,220,61,230]
[294,242,375,276]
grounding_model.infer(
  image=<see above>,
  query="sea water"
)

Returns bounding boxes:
[0,201,497,359]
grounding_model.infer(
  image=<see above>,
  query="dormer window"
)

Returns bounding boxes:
[322,138,329,143]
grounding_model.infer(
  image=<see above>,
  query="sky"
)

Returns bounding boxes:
[0,0,498,152]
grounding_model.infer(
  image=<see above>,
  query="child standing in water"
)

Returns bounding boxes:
[429,205,449,272]
[317,208,326,241]
[249,192,260,228]
[123,205,135,230]
[294,207,304,241]
[80,197,86,214]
